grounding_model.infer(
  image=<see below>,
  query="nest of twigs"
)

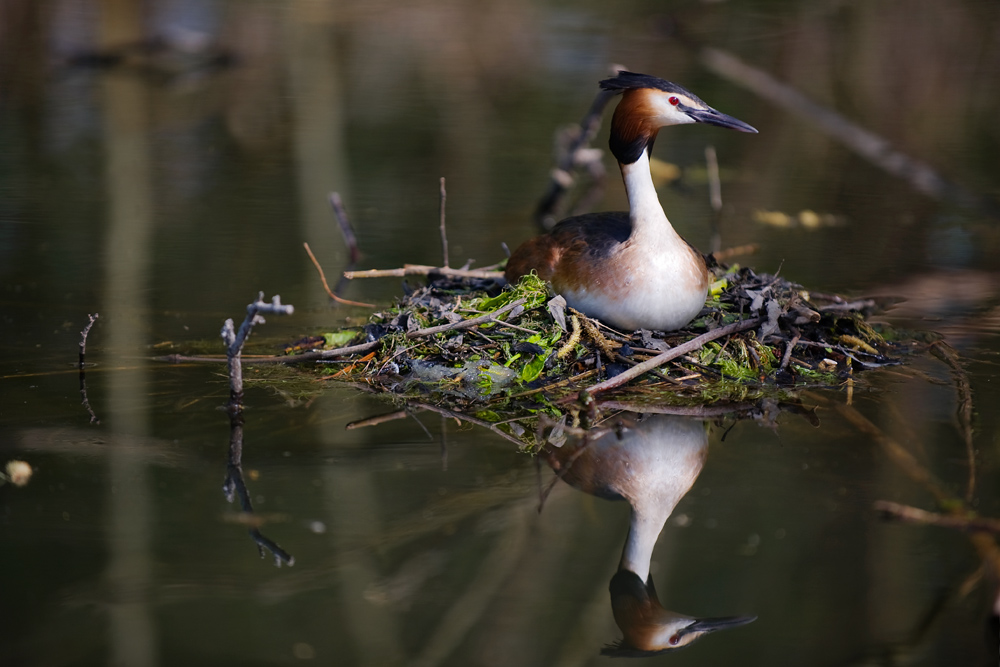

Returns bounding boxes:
[284,263,919,438]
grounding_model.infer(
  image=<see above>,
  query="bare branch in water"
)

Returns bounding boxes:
[221,293,295,405]
[78,313,100,424]
[79,313,98,368]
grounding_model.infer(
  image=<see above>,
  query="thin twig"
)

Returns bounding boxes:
[343,265,504,280]
[439,177,449,268]
[406,298,527,338]
[329,192,361,264]
[488,316,537,335]
[874,501,1000,535]
[78,313,100,424]
[303,242,375,308]
[582,316,763,397]
[780,333,800,371]
[346,410,409,430]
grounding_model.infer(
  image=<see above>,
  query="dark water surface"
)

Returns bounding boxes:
[2,1,999,665]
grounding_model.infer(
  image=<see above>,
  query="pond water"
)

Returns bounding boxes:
[2,1,999,665]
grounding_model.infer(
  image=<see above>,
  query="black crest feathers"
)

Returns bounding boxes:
[599,71,707,107]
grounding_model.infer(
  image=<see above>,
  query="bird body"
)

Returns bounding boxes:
[506,72,756,331]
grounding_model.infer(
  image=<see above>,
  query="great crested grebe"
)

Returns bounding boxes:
[542,414,755,655]
[505,72,757,331]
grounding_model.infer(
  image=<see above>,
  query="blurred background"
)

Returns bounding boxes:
[1,0,998,665]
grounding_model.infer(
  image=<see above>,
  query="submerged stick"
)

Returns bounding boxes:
[329,192,361,264]
[705,145,722,255]
[439,177,450,268]
[582,316,764,397]
[535,64,624,229]
[343,265,503,280]
[303,242,375,308]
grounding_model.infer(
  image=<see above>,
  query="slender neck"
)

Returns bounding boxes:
[620,508,670,582]
[620,152,676,240]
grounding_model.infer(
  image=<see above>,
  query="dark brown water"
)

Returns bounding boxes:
[2,1,999,665]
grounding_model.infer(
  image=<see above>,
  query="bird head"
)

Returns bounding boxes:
[599,71,757,164]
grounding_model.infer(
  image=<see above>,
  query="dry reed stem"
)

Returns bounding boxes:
[303,242,375,308]
[344,265,504,280]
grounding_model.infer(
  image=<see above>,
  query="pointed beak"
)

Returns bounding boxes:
[685,107,758,133]
[681,615,757,637]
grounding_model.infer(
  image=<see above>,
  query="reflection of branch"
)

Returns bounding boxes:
[78,313,100,425]
[223,412,294,567]
[827,398,953,506]
[875,500,1000,535]
[411,402,528,449]
[696,46,993,213]
[929,342,976,503]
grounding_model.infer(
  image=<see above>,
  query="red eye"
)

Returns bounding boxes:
[669,96,680,106]
[669,634,680,646]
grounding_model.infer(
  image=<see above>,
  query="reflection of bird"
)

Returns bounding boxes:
[605,570,755,655]
[506,72,757,332]
[542,414,755,655]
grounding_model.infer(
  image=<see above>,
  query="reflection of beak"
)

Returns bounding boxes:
[685,106,758,133]
[682,615,758,637]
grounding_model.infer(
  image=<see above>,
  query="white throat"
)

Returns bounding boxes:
[620,151,677,243]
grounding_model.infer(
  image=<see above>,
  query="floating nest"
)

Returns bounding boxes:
[276,262,930,444]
